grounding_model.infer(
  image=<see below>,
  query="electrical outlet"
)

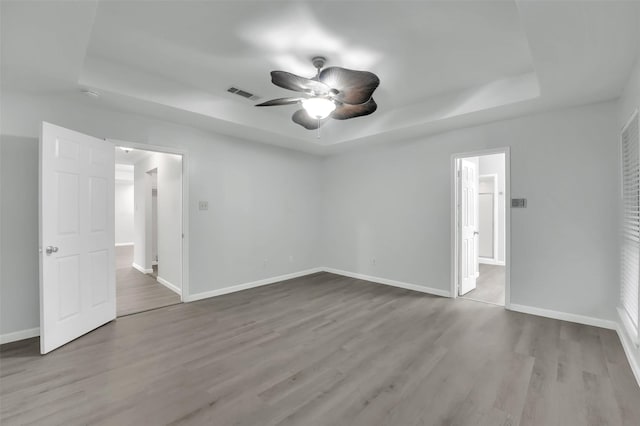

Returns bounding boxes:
[372,258,376,265]
[263,259,268,268]
[198,201,209,211]
[289,255,294,263]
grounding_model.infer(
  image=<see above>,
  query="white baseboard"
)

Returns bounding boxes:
[479,258,505,266]
[615,311,640,387]
[0,327,40,345]
[157,276,181,296]
[617,307,638,346]
[185,268,323,302]
[115,242,134,247]
[508,304,617,330]
[322,267,451,298]
[132,262,153,274]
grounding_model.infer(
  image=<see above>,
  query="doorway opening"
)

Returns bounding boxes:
[39,123,190,353]
[452,149,510,307]
[114,146,183,317]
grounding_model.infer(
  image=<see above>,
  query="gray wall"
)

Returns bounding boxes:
[133,151,182,288]
[0,136,40,334]
[0,91,623,338]
[321,101,619,321]
[0,92,323,336]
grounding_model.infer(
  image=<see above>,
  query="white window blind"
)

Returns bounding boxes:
[621,109,640,336]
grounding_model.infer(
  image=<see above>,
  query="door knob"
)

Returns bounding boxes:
[45,246,59,255]
[473,231,479,235]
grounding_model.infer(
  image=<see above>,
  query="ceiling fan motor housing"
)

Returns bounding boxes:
[312,56,327,70]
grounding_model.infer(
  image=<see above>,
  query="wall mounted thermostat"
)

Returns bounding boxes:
[511,198,527,208]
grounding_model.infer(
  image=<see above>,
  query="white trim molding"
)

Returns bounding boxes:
[185,268,324,302]
[323,267,451,298]
[478,258,505,266]
[615,310,640,386]
[115,242,134,247]
[618,307,639,347]
[157,276,181,296]
[132,262,153,274]
[0,327,40,345]
[185,267,449,303]
[509,304,617,330]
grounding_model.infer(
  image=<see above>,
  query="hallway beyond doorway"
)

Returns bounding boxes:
[116,245,181,317]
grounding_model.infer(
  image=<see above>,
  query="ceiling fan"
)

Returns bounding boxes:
[255,56,380,130]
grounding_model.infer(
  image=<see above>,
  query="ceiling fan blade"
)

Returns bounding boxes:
[319,67,380,105]
[292,109,328,130]
[331,98,378,120]
[271,71,330,95]
[255,97,304,107]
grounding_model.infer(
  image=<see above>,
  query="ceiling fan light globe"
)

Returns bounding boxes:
[302,97,336,119]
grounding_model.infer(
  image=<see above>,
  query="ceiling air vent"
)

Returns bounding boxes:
[227,87,260,101]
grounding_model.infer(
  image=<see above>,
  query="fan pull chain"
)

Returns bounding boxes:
[317,119,320,139]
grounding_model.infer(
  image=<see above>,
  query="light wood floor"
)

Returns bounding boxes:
[461,264,505,305]
[116,245,181,317]
[1,272,638,425]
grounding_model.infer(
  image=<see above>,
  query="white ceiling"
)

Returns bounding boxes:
[1,1,639,155]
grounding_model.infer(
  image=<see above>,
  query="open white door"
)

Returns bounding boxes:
[459,158,479,295]
[40,122,115,354]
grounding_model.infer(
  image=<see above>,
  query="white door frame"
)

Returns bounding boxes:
[110,140,190,302]
[451,147,510,308]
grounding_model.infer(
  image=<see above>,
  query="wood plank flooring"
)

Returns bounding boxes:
[1,272,638,425]
[461,264,505,305]
[116,245,181,317]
